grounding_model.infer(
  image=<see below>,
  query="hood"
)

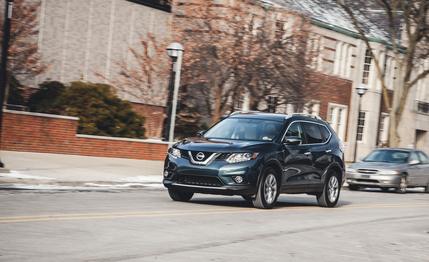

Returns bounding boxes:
[349,161,408,171]
[175,137,274,153]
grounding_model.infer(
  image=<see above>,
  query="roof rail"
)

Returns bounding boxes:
[230,110,261,116]
[291,113,323,120]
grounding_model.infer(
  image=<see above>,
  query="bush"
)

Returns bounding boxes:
[7,75,25,106]
[28,81,146,138]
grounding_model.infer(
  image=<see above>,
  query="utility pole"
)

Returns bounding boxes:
[0,0,14,168]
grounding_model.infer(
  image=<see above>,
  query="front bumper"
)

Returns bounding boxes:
[163,154,261,196]
[346,172,401,188]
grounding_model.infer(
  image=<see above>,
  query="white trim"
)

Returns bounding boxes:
[4,109,79,121]
[76,134,172,145]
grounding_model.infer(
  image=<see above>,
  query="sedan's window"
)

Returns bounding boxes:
[417,152,429,164]
[363,150,410,163]
[302,122,324,144]
[408,152,420,163]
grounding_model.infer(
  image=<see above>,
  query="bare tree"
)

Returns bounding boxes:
[337,0,429,146]
[0,0,46,82]
[173,0,312,124]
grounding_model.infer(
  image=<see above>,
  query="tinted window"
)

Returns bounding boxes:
[417,152,429,164]
[320,125,331,141]
[285,122,304,139]
[204,118,283,142]
[302,122,324,144]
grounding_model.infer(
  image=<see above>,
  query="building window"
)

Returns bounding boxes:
[378,113,389,145]
[417,101,429,114]
[127,0,171,12]
[327,104,348,141]
[357,111,366,141]
[362,49,372,84]
[275,21,285,38]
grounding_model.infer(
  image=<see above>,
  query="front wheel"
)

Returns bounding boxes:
[317,172,341,208]
[252,168,280,209]
[396,176,407,194]
[168,188,194,202]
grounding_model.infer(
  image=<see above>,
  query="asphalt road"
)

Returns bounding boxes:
[0,187,428,262]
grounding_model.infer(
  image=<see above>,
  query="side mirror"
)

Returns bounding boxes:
[284,136,302,146]
[409,159,420,165]
[196,130,206,137]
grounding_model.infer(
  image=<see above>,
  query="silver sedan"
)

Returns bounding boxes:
[346,148,429,193]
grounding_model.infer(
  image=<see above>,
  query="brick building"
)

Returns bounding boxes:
[5,0,427,161]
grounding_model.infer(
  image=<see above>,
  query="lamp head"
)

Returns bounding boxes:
[356,85,368,96]
[167,42,184,58]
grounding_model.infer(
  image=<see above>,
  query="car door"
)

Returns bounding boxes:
[301,122,331,185]
[407,152,421,186]
[281,121,314,190]
[417,151,429,186]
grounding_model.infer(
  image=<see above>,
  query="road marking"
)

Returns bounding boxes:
[0,203,428,224]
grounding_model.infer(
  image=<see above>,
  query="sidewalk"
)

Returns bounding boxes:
[0,151,164,190]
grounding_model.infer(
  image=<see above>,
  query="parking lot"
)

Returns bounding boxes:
[0,187,428,262]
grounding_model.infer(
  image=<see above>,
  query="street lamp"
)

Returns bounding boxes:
[164,43,184,144]
[0,0,14,168]
[353,85,368,162]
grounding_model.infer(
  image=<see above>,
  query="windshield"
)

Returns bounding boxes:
[363,150,410,163]
[204,118,284,142]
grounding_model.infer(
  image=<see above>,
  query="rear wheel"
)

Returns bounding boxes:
[168,188,194,202]
[396,176,407,194]
[317,172,341,208]
[252,168,279,209]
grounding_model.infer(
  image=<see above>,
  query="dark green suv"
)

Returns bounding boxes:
[163,112,345,209]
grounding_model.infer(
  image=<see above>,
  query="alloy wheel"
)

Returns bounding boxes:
[327,175,339,203]
[264,174,277,204]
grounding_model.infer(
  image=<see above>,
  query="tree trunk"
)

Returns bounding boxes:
[211,86,223,123]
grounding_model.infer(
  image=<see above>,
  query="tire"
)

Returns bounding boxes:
[252,168,280,209]
[348,184,359,191]
[396,176,407,194]
[168,188,194,202]
[425,183,429,193]
[317,171,341,208]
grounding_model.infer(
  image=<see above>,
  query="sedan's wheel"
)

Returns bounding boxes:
[425,183,429,193]
[168,188,194,202]
[317,172,340,208]
[396,176,407,194]
[252,168,279,209]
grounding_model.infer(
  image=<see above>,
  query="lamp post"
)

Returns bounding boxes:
[164,43,184,144]
[0,0,14,168]
[353,85,368,162]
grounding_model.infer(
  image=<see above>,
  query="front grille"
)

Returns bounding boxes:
[180,150,190,160]
[176,175,223,187]
[357,169,378,174]
[356,179,379,183]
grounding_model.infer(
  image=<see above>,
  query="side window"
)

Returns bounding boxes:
[319,125,331,141]
[417,152,429,164]
[285,122,304,140]
[409,152,420,163]
[302,122,324,144]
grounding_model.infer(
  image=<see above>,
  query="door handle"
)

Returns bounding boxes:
[304,152,312,156]
[325,149,332,153]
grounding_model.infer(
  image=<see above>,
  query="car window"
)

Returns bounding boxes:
[409,152,420,163]
[285,122,304,140]
[417,152,429,164]
[319,125,331,141]
[363,150,409,163]
[302,122,324,144]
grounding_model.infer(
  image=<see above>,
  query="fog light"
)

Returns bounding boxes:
[233,176,244,184]
[163,171,169,177]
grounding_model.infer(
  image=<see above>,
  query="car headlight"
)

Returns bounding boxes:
[168,148,181,159]
[378,170,400,175]
[226,153,258,164]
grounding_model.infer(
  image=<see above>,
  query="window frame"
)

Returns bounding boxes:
[282,120,332,146]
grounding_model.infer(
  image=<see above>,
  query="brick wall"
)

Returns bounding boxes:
[1,110,169,161]
[131,103,166,138]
